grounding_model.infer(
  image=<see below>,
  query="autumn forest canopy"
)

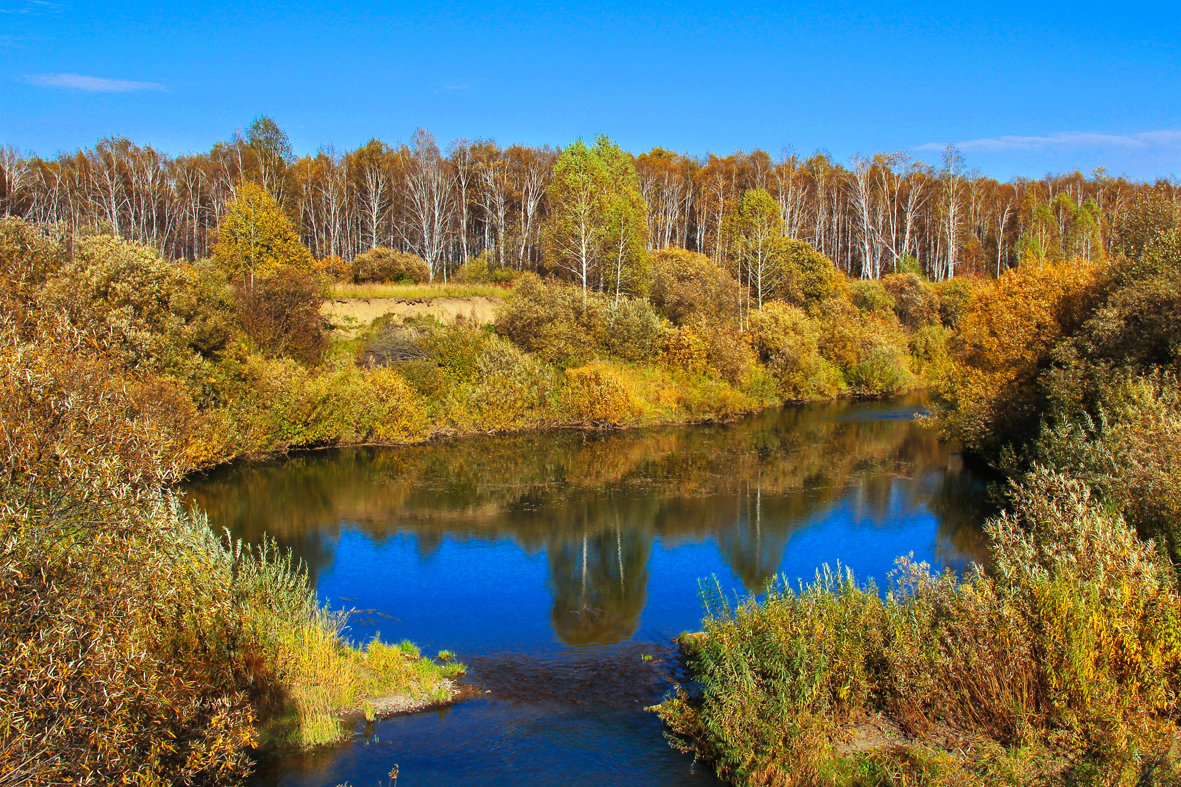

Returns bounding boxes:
[0,117,1165,289]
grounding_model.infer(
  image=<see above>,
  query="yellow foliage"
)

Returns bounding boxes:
[213,183,312,282]
[662,324,708,374]
[357,367,431,443]
[944,259,1099,451]
[562,361,643,425]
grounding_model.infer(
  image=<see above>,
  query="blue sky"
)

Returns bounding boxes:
[2,0,1179,180]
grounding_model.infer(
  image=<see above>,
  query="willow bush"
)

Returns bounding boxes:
[656,473,1181,786]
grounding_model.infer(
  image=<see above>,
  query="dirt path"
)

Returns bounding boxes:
[323,296,500,333]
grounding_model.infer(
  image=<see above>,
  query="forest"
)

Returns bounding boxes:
[1,117,1180,785]
[0,117,1144,284]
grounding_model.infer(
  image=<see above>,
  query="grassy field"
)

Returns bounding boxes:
[330,281,510,300]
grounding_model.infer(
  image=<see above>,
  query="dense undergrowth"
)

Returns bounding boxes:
[654,201,1181,784]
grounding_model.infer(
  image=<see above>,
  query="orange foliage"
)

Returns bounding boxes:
[944,260,1100,451]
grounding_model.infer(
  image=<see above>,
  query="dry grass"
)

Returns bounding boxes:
[330,281,509,300]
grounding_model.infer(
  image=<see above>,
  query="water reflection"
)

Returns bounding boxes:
[186,397,992,648]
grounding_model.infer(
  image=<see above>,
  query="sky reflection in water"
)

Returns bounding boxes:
[185,396,993,786]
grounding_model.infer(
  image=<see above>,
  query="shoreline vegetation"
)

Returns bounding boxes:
[2,125,1179,785]
[654,216,1181,782]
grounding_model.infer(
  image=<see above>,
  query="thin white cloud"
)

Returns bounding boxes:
[916,129,1181,153]
[0,0,60,14]
[24,72,166,92]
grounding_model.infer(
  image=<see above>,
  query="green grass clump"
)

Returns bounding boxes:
[262,627,465,748]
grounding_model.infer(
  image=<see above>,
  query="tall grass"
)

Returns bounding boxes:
[655,471,1181,786]
[171,507,468,750]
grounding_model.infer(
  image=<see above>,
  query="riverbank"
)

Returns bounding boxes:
[653,253,1181,785]
[0,216,954,785]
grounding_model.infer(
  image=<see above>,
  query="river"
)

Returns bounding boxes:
[185,395,993,786]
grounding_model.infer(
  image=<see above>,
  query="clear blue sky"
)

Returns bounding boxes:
[2,0,1179,181]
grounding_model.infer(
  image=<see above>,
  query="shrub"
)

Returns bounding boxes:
[662,324,709,375]
[813,299,912,397]
[748,303,840,399]
[779,240,843,309]
[656,471,1181,785]
[600,296,665,362]
[351,247,430,284]
[40,235,193,370]
[421,317,492,378]
[1080,229,1181,370]
[942,260,1098,453]
[847,344,912,398]
[495,273,600,367]
[0,331,253,785]
[0,217,64,329]
[234,266,328,366]
[933,276,977,329]
[353,367,432,443]
[908,323,952,379]
[455,250,515,284]
[462,338,557,431]
[882,272,939,329]
[697,321,759,387]
[848,279,895,315]
[657,569,886,784]
[650,248,740,326]
[317,253,349,281]
[562,361,642,425]
[1030,372,1181,561]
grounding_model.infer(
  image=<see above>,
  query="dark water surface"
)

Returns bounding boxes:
[185,396,993,786]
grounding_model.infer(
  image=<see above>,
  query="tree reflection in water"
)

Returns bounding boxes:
[185,396,993,647]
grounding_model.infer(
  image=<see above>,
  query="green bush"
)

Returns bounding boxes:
[455,250,516,284]
[748,303,839,399]
[600,296,665,362]
[848,279,894,315]
[462,337,557,431]
[656,471,1181,785]
[779,240,843,309]
[933,276,977,329]
[495,273,600,367]
[847,344,911,397]
[40,235,194,370]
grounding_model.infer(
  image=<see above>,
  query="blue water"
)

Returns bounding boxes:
[186,396,992,786]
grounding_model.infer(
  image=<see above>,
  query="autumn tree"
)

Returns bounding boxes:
[246,115,294,203]
[599,138,649,298]
[544,135,648,299]
[544,138,608,297]
[213,182,312,286]
[728,187,785,313]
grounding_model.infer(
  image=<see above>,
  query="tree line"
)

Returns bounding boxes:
[1,116,1177,283]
